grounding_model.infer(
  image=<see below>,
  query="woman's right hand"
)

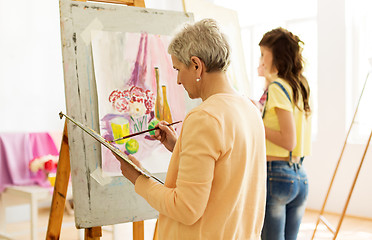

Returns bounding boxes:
[152,121,178,152]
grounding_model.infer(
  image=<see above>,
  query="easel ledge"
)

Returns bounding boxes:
[46,0,154,239]
[75,0,145,7]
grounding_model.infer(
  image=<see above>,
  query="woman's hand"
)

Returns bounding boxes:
[113,153,142,184]
[152,121,178,152]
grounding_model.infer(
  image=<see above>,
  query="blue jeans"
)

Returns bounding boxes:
[261,161,309,240]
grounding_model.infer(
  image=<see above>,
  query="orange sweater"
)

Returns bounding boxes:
[135,93,266,239]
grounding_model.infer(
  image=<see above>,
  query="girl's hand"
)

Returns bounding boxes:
[151,121,178,152]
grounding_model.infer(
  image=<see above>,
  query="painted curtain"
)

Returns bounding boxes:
[91,30,185,175]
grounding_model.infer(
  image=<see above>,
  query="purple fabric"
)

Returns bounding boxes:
[0,132,59,192]
[29,133,59,188]
[29,133,59,159]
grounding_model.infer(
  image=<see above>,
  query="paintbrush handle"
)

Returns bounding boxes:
[109,120,182,143]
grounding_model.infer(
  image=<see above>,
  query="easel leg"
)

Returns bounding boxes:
[133,221,144,240]
[85,227,102,240]
[46,122,71,239]
[153,219,158,240]
[46,122,103,240]
[333,131,372,239]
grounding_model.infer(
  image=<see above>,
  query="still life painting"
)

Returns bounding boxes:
[91,30,186,175]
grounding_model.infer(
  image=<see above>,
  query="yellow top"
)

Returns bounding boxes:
[263,78,312,157]
[135,93,267,239]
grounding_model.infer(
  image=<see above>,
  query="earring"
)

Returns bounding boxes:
[196,78,201,82]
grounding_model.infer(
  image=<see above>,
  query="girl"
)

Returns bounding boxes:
[259,27,312,240]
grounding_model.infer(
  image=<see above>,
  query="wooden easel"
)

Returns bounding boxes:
[45,0,159,239]
[46,122,105,240]
[311,72,371,240]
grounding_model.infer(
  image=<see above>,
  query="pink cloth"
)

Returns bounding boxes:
[29,133,59,159]
[0,132,60,192]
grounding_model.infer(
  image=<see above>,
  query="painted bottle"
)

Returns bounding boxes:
[154,67,163,121]
[162,85,173,123]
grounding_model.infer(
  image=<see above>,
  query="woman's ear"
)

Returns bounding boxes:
[190,56,203,74]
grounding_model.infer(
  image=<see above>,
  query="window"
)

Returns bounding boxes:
[214,0,318,138]
[346,0,372,143]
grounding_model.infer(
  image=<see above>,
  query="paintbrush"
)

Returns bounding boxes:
[109,120,182,143]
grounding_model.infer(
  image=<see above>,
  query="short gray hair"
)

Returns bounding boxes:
[168,18,231,72]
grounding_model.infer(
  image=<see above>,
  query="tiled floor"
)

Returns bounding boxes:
[2,208,372,240]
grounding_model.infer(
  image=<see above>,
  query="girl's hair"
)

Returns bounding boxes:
[168,18,230,72]
[259,27,311,115]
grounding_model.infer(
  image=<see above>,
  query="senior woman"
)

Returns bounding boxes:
[115,19,266,239]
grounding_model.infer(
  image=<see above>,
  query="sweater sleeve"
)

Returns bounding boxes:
[267,83,293,112]
[135,110,223,225]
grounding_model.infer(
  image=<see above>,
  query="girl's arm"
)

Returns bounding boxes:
[265,107,296,151]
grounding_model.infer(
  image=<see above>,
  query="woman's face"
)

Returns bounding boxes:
[259,46,277,78]
[171,55,199,99]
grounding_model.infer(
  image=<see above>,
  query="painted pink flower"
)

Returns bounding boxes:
[114,97,130,112]
[145,89,154,99]
[122,89,131,100]
[130,86,144,98]
[144,90,155,113]
[108,90,123,103]
[144,100,152,114]
[109,86,155,114]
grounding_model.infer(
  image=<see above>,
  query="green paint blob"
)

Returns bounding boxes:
[125,138,139,154]
[148,119,160,135]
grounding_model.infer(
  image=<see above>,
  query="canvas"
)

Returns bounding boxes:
[91,30,186,175]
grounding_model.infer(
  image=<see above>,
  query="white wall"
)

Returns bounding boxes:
[0,0,65,132]
[145,0,182,11]
[305,0,372,218]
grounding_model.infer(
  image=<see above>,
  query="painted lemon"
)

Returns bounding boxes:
[148,119,160,136]
[125,138,139,154]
